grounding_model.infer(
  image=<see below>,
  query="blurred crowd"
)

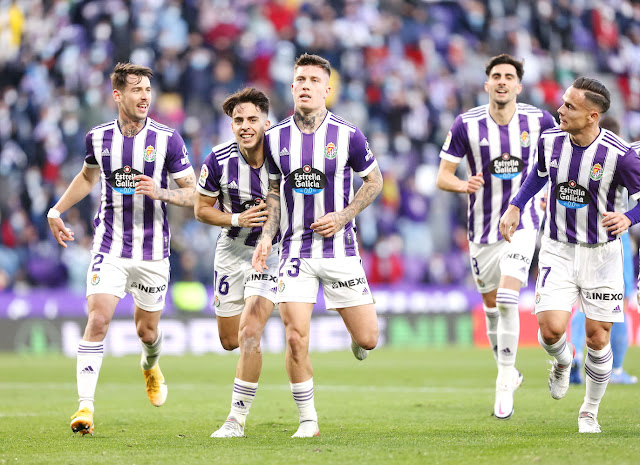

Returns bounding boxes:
[2,0,640,292]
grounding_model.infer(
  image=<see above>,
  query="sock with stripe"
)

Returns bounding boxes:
[496,288,520,375]
[581,344,613,417]
[291,378,318,423]
[141,329,163,370]
[228,378,258,426]
[483,305,499,364]
[77,340,104,412]
[538,330,572,368]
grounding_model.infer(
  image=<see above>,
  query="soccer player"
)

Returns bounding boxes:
[47,63,196,435]
[252,53,383,438]
[500,77,640,433]
[436,54,556,420]
[568,116,638,385]
[194,87,277,438]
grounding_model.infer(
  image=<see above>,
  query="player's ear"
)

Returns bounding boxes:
[264,119,271,129]
[515,83,523,95]
[484,81,489,93]
[113,89,121,103]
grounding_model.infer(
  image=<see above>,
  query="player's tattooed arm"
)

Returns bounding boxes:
[311,165,383,238]
[294,108,328,133]
[135,172,196,207]
[260,178,281,241]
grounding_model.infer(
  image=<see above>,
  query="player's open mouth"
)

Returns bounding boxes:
[241,133,254,140]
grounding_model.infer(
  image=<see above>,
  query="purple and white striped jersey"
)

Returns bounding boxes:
[84,118,193,260]
[537,127,640,244]
[265,112,377,260]
[197,139,272,247]
[440,103,557,244]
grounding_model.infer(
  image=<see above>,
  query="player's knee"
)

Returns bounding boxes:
[85,315,110,340]
[219,334,239,351]
[586,332,609,351]
[285,330,308,357]
[136,325,157,345]
[355,331,378,350]
[239,325,262,350]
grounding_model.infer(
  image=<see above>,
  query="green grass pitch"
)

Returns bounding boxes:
[1,347,639,465]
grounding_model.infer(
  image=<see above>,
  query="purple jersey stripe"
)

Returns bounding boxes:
[98,129,114,254]
[564,146,585,243]
[299,133,315,258]
[143,130,157,260]
[605,154,619,241]
[120,136,135,258]
[478,123,492,243]
[548,137,564,241]
[343,163,356,256]
[161,162,170,257]
[323,124,338,257]
[520,116,539,232]
[467,146,478,242]
[227,157,242,239]
[280,126,294,259]
[499,124,514,242]
[245,166,264,247]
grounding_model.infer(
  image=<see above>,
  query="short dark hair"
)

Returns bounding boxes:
[572,77,610,113]
[599,115,620,134]
[294,53,331,77]
[485,54,524,81]
[110,62,153,91]
[222,87,270,117]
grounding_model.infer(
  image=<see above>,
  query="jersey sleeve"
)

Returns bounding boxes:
[541,111,558,131]
[348,127,377,177]
[196,151,222,197]
[166,131,195,179]
[618,148,640,201]
[439,115,468,164]
[84,132,99,167]
[536,136,548,175]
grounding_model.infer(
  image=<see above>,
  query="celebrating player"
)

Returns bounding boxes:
[500,77,640,433]
[252,53,383,437]
[194,87,277,438]
[437,54,556,419]
[47,63,196,435]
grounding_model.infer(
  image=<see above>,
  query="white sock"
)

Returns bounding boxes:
[291,378,317,423]
[229,378,258,425]
[484,305,499,363]
[496,288,520,372]
[581,344,613,417]
[538,330,572,368]
[141,329,163,370]
[77,340,104,412]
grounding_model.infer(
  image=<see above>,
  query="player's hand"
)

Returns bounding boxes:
[47,217,75,248]
[133,174,160,200]
[602,211,632,236]
[465,173,484,194]
[311,212,345,238]
[238,200,268,228]
[499,205,521,243]
[252,238,272,273]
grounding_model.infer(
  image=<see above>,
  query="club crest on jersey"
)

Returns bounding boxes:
[290,164,327,195]
[144,145,156,162]
[108,165,142,195]
[490,153,523,179]
[198,165,208,187]
[520,131,530,147]
[590,163,603,181]
[554,180,591,209]
[91,273,100,285]
[324,142,337,159]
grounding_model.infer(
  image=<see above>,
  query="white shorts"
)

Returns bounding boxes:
[535,236,624,323]
[468,228,538,293]
[86,252,169,312]
[277,256,374,310]
[213,235,278,317]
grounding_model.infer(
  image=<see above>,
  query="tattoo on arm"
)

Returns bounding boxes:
[159,173,196,207]
[260,178,281,241]
[333,165,383,227]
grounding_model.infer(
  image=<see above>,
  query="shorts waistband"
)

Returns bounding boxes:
[545,236,617,248]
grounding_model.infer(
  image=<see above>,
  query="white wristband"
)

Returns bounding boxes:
[47,208,61,219]
[231,213,240,227]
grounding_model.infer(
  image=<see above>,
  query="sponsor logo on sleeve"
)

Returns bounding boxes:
[198,165,208,187]
[365,141,374,161]
[443,130,452,151]
[108,165,142,195]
